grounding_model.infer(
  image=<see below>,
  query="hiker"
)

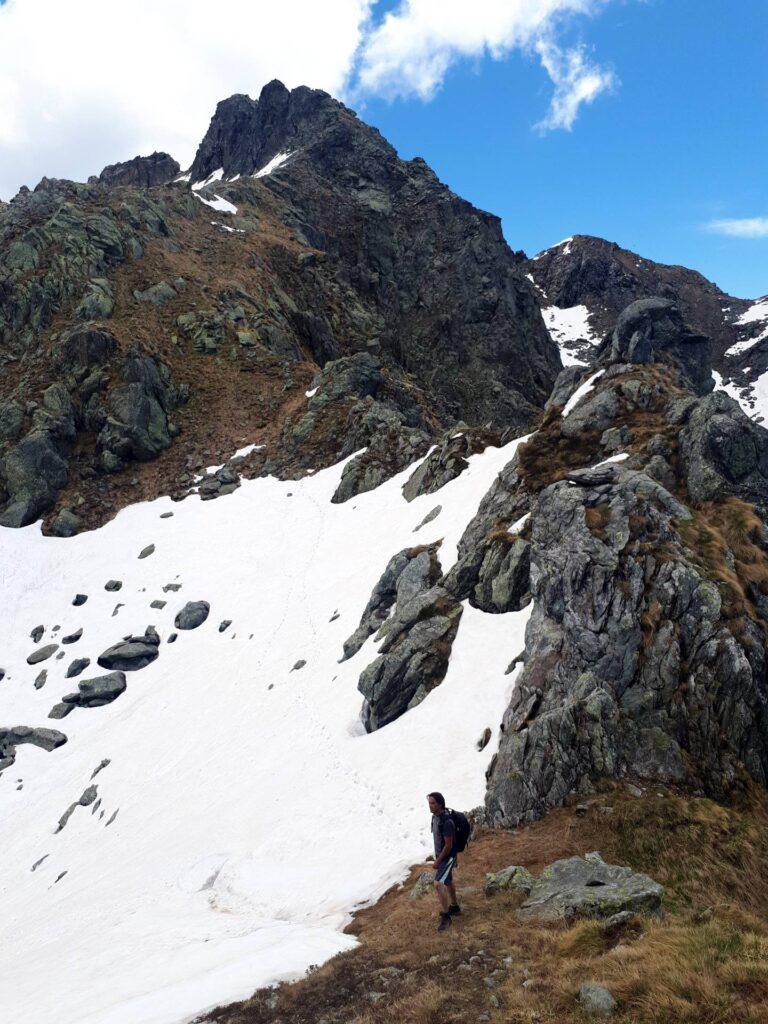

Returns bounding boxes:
[428,791,461,931]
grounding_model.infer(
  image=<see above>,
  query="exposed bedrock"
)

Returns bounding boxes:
[342,542,442,660]
[485,461,768,826]
[358,585,463,732]
[347,542,462,731]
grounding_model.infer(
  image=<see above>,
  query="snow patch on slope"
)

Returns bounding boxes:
[254,151,293,179]
[191,168,224,191]
[713,370,768,424]
[724,299,768,356]
[541,304,599,366]
[194,193,237,215]
[562,369,605,418]
[0,439,528,1024]
[532,236,574,261]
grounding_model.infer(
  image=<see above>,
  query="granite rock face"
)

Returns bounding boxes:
[0,79,561,529]
[528,234,751,363]
[364,300,768,823]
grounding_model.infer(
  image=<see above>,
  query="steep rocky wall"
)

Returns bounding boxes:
[474,300,768,823]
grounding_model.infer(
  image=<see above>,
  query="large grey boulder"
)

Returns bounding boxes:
[0,726,67,769]
[75,278,114,319]
[60,671,127,710]
[98,383,171,466]
[97,632,159,671]
[0,400,24,442]
[513,852,663,924]
[401,426,493,502]
[54,326,117,373]
[27,643,59,665]
[442,452,532,613]
[579,982,617,1017]
[0,430,69,527]
[676,389,768,509]
[601,297,713,396]
[49,509,82,537]
[175,601,210,630]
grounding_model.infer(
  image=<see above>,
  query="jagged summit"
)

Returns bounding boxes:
[187,79,360,183]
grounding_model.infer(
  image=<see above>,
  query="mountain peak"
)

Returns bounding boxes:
[187,80,348,183]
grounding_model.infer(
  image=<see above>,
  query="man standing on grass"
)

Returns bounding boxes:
[428,791,461,931]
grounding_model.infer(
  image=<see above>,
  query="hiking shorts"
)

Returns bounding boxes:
[434,855,457,885]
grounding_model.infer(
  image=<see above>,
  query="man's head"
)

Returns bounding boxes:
[427,792,445,814]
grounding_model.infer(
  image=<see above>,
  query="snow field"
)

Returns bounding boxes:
[0,439,529,1024]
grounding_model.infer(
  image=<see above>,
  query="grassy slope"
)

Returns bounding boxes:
[201,783,768,1024]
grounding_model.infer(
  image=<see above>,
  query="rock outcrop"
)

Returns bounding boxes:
[485,851,664,924]
[0,726,67,771]
[598,297,713,396]
[95,152,180,189]
[479,305,768,825]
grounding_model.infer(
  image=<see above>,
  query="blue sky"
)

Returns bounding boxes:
[0,0,764,298]
[357,0,767,298]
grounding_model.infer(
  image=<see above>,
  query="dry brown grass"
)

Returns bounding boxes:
[678,498,768,630]
[585,503,611,539]
[201,784,768,1024]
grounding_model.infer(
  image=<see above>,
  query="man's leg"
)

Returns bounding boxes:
[434,880,450,913]
[447,881,459,908]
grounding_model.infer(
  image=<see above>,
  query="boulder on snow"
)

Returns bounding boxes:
[97,630,160,671]
[0,726,67,768]
[174,601,210,630]
[60,671,127,710]
[27,643,58,665]
[65,658,91,678]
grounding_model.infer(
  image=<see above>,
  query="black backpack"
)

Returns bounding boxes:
[448,809,472,853]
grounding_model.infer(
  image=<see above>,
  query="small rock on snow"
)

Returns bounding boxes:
[27,644,58,665]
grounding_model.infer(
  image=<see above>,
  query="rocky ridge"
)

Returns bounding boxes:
[0,79,560,532]
[341,294,768,828]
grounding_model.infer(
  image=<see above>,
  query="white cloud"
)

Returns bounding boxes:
[0,0,372,198]
[0,0,619,200]
[705,217,768,239]
[534,39,616,131]
[356,0,617,129]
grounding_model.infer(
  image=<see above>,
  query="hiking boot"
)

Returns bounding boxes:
[437,911,452,932]
[448,904,461,916]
